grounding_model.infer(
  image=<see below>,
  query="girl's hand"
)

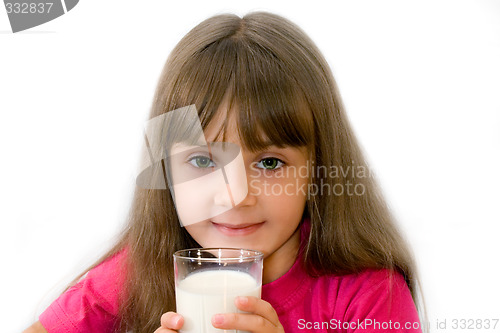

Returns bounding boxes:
[211,296,284,332]
[154,312,184,333]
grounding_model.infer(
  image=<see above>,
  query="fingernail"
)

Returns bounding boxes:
[212,314,224,325]
[238,296,248,305]
[173,315,181,326]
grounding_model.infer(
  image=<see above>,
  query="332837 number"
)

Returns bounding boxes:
[451,319,499,330]
[5,2,53,14]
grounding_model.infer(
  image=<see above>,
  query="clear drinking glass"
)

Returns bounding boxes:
[174,248,264,333]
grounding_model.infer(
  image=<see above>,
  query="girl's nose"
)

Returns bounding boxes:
[213,183,236,208]
[213,186,257,208]
[212,147,253,207]
[213,168,257,208]
[234,188,257,207]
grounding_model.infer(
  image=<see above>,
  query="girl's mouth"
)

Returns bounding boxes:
[211,221,265,236]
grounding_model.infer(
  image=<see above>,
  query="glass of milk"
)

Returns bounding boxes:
[174,248,264,333]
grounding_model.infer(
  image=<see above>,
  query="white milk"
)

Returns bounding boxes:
[176,269,261,333]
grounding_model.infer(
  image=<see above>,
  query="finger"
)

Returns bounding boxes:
[160,312,184,330]
[234,296,281,325]
[154,328,178,333]
[212,312,279,332]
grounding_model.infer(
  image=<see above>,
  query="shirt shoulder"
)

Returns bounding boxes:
[293,268,421,332]
[39,249,127,333]
[337,268,422,332]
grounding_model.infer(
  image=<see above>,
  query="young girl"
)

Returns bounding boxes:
[24,11,424,333]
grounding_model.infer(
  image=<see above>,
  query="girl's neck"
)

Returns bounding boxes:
[262,227,301,284]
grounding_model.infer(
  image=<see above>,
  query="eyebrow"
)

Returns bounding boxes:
[252,142,299,151]
[204,140,280,150]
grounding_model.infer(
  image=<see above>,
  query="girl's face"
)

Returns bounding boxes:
[173,105,309,274]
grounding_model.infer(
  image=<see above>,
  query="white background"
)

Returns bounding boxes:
[1,0,499,332]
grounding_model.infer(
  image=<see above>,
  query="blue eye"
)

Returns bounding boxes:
[256,158,284,170]
[188,155,215,168]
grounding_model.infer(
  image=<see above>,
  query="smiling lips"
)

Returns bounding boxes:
[211,221,265,236]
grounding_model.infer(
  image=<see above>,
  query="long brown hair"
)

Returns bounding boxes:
[78,11,424,332]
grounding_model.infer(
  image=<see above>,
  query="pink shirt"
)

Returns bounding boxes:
[39,251,125,332]
[262,255,422,332]
[40,226,422,332]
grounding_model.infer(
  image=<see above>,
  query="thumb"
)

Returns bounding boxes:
[161,312,184,330]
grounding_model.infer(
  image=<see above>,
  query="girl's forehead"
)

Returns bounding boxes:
[203,104,235,142]
[202,102,261,143]
[203,108,271,149]
[199,92,313,152]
